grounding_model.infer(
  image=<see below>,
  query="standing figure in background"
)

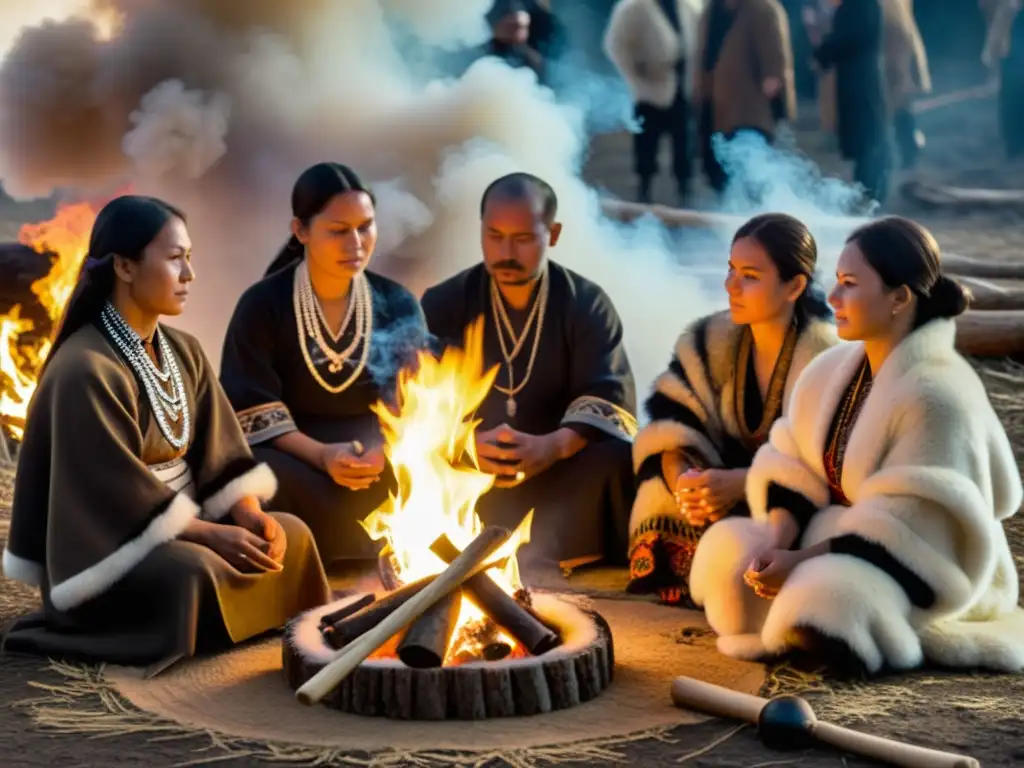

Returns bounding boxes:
[628,214,835,606]
[2,195,331,672]
[694,0,797,195]
[422,173,638,572]
[219,163,428,566]
[604,0,703,204]
[983,0,1024,158]
[810,0,890,205]
[882,0,931,169]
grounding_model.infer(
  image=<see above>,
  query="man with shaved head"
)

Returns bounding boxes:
[421,172,637,573]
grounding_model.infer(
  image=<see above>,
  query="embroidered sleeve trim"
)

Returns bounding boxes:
[236,401,296,446]
[561,395,639,441]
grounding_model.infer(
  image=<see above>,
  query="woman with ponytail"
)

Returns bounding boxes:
[219,163,428,565]
[628,212,838,607]
[694,215,1024,679]
[2,195,330,671]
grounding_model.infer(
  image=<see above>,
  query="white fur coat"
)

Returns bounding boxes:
[690,319,1024,673]
[629,312,837,538]
[603,0,705,106]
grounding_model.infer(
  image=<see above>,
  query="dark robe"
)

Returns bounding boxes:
[420,261,638,570]
[2,323,331,672]
[628,311,836,606]
[219,263,428,564]
[813,0,890,200]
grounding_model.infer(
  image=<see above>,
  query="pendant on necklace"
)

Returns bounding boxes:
[328,360,343,374]
[506,397,517,419]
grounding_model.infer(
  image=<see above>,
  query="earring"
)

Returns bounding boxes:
[892,307,898,316]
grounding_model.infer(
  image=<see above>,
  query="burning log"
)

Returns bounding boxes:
[397,589,463,669]
[295,525,512,706]
[431,535,561,656]
[318,591,375,630]
[449,619,513,664]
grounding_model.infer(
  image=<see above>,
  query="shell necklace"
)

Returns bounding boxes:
[489,269,548,419]
[99,301,191,450]
[293,258,373,394]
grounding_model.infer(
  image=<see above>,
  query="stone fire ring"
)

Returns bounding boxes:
[283,593,614,720]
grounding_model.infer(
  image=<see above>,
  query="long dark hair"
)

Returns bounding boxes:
[45,194,185,368]
[264,162,377,277]
[846,216,971,328]
[732,212,832,325]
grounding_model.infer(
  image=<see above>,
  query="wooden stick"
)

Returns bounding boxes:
[295,526,511,706]
[670,677,980,768]
[318,592,376,631]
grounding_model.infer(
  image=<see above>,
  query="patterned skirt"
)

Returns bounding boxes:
[627,502,750,608]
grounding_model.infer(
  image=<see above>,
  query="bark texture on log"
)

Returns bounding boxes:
[283,607,614,720]
[955,311,1024,359]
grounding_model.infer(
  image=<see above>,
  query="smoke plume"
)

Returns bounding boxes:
[0,0,863,399]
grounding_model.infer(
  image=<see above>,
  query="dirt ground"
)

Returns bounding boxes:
[2,76,1024,766]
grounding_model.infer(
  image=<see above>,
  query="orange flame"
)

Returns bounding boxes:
[360,317,534,662]
[0,201,98,440]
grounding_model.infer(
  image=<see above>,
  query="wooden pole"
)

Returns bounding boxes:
[670,677,979,768]
[295,526,511,706]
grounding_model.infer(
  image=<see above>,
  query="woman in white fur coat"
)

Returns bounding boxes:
[691,216,1024,678]
[627,213,837,606]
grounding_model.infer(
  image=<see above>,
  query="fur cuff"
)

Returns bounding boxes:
[49,492,200,613]
[201,462,278,522]
[2,547,45,587]
[760,553,923,674]
[632,420,722,473]
[747,441,829,522]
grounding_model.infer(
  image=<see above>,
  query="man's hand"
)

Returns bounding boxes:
[320,442,386,491]
[476,424,565,488]
[674,468,747,526]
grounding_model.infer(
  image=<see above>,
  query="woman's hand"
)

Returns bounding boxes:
[743,548,807,599]
[203,523,283,573]
[674,468,747,526]
[320,441,386,490]
[231,497,287,565]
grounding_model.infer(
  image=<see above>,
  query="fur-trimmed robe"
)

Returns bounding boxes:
[690,319,1024,673]
[603,0,704,107]
[630,311,837,539]
[2,322,331,669]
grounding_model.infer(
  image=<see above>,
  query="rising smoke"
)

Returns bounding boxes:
[0,1,864,398]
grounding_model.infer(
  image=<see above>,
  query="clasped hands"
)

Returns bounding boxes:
[200,496,287,574]
[475,424,561,489]
[672,467,746,526]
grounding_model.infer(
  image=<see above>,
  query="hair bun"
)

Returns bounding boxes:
[929,275,970,318]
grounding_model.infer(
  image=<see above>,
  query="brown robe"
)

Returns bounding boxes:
[694,0,798,137]
[2,322,331,672]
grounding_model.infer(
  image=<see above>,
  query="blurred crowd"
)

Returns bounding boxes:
[458,1,1024,208]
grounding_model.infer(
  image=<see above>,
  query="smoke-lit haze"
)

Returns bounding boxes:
[0,0,863,398]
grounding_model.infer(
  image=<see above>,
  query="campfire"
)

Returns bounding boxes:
[283,321,615,719]
[0,202,97,441]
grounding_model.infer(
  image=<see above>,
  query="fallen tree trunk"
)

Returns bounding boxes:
[955,311,1024,359]
[598,199,869,234]
[900,180,1024,211]
[957,277,1024,311]
[942,255,1024,281]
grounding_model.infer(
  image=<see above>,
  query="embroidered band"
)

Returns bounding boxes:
[236,401,296,446]
[149,457,196,498]
[561,395,638,441]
